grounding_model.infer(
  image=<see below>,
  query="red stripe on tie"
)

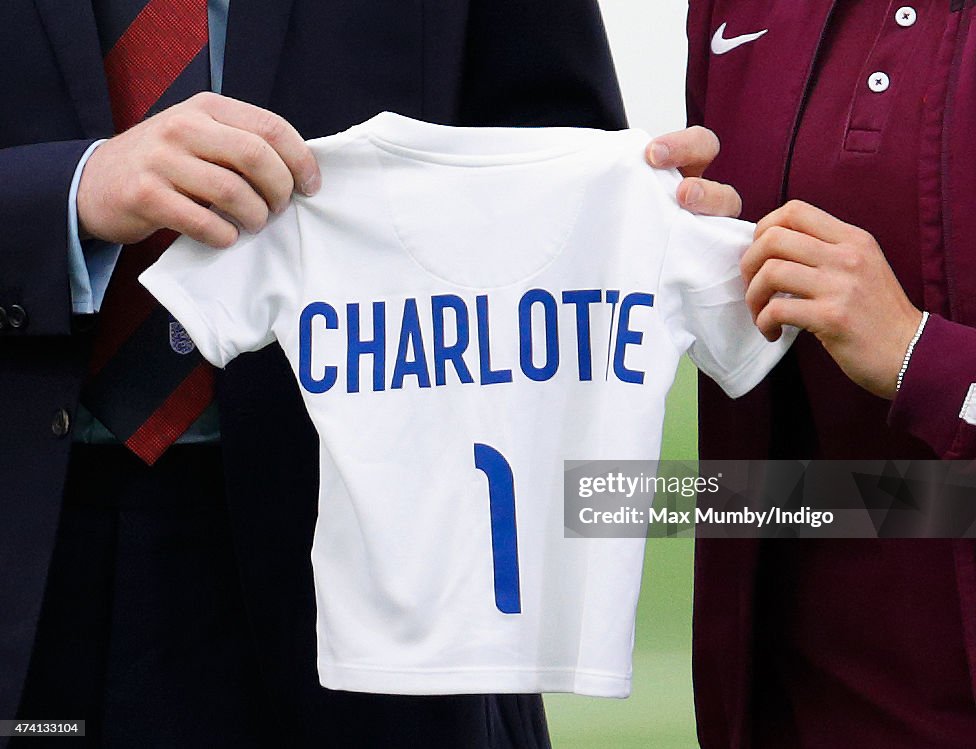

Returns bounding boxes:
[124,361,216,465]
[88,229,180,376]
[104,0,209,132]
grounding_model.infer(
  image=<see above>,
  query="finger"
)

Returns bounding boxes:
[645,125,720,177]
[185,119,296,214]
[754,296,817,342]
[755,200,852,244]
[166,157,270,234]
[154,189,239,248]
[744,259,820,321]
[740,226,830,284]
[677,177,742,218]
[201,95,321,196]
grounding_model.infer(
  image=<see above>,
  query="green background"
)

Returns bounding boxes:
[545,357,700,748]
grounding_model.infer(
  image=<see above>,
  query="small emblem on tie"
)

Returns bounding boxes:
[169,321,196,355]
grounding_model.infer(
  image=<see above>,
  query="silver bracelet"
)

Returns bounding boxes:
[896,311,930,392]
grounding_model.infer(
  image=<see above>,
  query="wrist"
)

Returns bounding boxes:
[895,310,929,393]
[74,139,108,242]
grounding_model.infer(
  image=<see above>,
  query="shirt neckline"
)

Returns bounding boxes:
[361,111,609,167]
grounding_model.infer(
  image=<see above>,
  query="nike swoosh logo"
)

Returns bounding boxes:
[710,22,768,55]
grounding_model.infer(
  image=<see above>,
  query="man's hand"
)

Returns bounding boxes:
[78,92,322,249]
[645,125,741,218]
[742,200,922,400]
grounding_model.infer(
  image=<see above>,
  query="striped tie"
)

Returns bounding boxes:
[82,0,214,465]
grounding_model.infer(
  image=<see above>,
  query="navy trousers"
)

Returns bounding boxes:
[14,445,550,748]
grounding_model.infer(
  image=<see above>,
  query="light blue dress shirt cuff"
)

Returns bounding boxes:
[209,0,228,94]
[67,139,123,315]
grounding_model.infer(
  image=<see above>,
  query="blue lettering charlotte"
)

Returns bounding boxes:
[298,289,654,394]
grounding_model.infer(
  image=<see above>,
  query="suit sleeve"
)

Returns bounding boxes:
[0,139,99,338]
[457,0,627,130]
[889,315,976,459]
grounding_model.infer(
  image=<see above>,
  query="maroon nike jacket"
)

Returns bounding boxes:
[688,1,976,747]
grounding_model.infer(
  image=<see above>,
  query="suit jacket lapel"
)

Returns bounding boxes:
[32,0,114,138]
[222,0,297,107]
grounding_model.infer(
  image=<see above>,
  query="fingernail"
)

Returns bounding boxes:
[649,142,670,166]
[685,183,704,206]
[301,172,322,196]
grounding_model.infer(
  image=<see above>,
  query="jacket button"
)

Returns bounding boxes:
[7,304,27,329]
[0,306,7,331]
[895,6,917,27]
[868,71,890,93]
[52,408,71,438]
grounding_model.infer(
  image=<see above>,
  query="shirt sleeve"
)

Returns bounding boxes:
[67,140,122,314]
[657,208,797,399]
[138,201,303,369]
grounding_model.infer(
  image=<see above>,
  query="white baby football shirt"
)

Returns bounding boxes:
[140,112,795,698]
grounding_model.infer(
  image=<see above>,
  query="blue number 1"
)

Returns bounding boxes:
[473,443,521,614]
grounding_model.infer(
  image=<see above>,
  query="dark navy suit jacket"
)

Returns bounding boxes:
[0,0,625,736]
